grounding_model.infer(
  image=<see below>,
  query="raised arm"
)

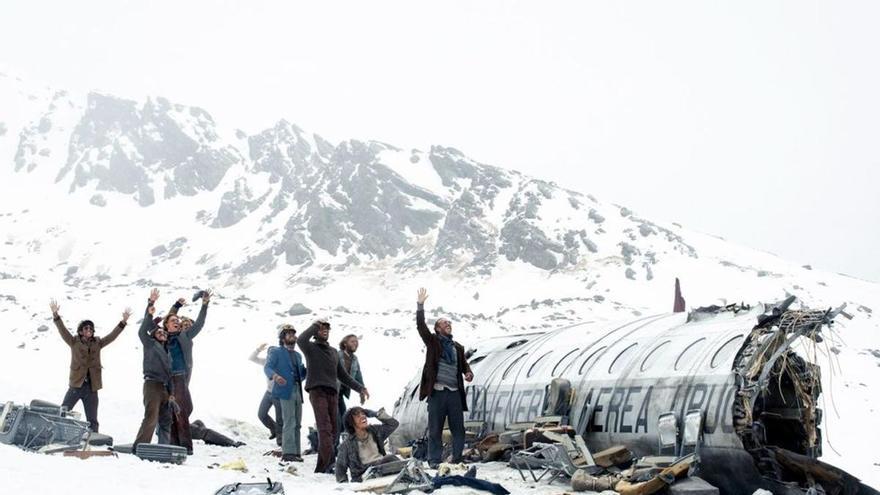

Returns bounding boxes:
[415,288,432,345]
[249,344,268,366]
[50,299,74,347]
[296,321,320,355]
[100,308,131,348]
[168,298,183,316]
[371,408,400,441]
[139,289,159,345]
[188,295,210,338]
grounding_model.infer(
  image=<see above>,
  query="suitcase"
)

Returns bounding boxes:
[134,443,188,464]
[111,443,134,454]
[214,478,285,494]
[87,432,114,446]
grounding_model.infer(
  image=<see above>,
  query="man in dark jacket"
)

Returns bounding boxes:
[133,288,175,447]
[264,324,307,462]
[298,319,369,474]
[49,300,130,432]
[416,288,473,467]
[335,407,400,483]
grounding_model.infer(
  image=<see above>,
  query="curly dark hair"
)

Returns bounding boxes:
[343,406,366,434]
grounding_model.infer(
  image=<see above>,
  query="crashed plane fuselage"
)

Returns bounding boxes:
[391,300,876,495]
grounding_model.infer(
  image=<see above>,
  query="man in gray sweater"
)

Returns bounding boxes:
[298,319,369,474]
[134,288,174,447]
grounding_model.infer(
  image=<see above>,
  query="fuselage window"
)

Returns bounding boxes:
[609,343,639,374]
[640,340,671,372]
[674,337,707,371]
[506,339,529,350]
[469,355,486,365]
[552,348,580,376]
[578,346,607,375]
[527,351,553,377]
[502,353,528,380]
[710,335,745,369]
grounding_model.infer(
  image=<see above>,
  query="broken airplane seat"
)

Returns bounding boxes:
[510,442,598,484]
[592,445,634,469]
[0,400,91,452]
[522,425,575,449]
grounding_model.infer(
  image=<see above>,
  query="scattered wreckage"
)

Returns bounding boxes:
[0,398,242,462]
[392,295,879,495]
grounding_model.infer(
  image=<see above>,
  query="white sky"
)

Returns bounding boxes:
[2,0,878,282]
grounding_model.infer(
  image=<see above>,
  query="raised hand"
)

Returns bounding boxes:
[122,308,132,322]
[49,299,60,316]
[258,343,269,351]
[417,288,428,304]
[202,289,212,304]
[176,297,187,306]
[149,288,159,303]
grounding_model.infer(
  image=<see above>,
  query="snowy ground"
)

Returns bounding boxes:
[0,428,591,495]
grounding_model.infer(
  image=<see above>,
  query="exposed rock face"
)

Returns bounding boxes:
[7,85,704,282]
[57,93,240,206]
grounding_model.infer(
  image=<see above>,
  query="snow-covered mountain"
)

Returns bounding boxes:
[1,70,878,493]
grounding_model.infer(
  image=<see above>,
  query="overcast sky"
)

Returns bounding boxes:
[2,1,878,282]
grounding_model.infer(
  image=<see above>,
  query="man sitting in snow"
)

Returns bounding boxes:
[335,407,400,483]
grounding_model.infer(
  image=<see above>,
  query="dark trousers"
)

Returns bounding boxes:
[169,374,194,451]
[134,380,169,446]
[309,387,339,474]
[427,389,465,464]
[157,405,171,444]
[61,381,100,432]
[258,390,283,440]
[335,393,347,446]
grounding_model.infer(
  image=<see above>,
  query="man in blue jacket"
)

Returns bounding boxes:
[264,324,307,462]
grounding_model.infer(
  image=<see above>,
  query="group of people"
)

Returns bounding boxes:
[253,316,370,473]
[51,288,212,455]
[49,287,474,481]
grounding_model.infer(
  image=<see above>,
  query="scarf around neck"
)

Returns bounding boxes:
[438,334,456,364]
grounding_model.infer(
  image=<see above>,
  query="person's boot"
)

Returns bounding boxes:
[281,453,297,462]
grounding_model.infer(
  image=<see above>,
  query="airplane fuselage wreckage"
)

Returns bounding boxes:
[392,296,878,495]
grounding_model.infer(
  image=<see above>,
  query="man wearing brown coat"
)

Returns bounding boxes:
[415,288,473,467]
[50,299,131,432]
